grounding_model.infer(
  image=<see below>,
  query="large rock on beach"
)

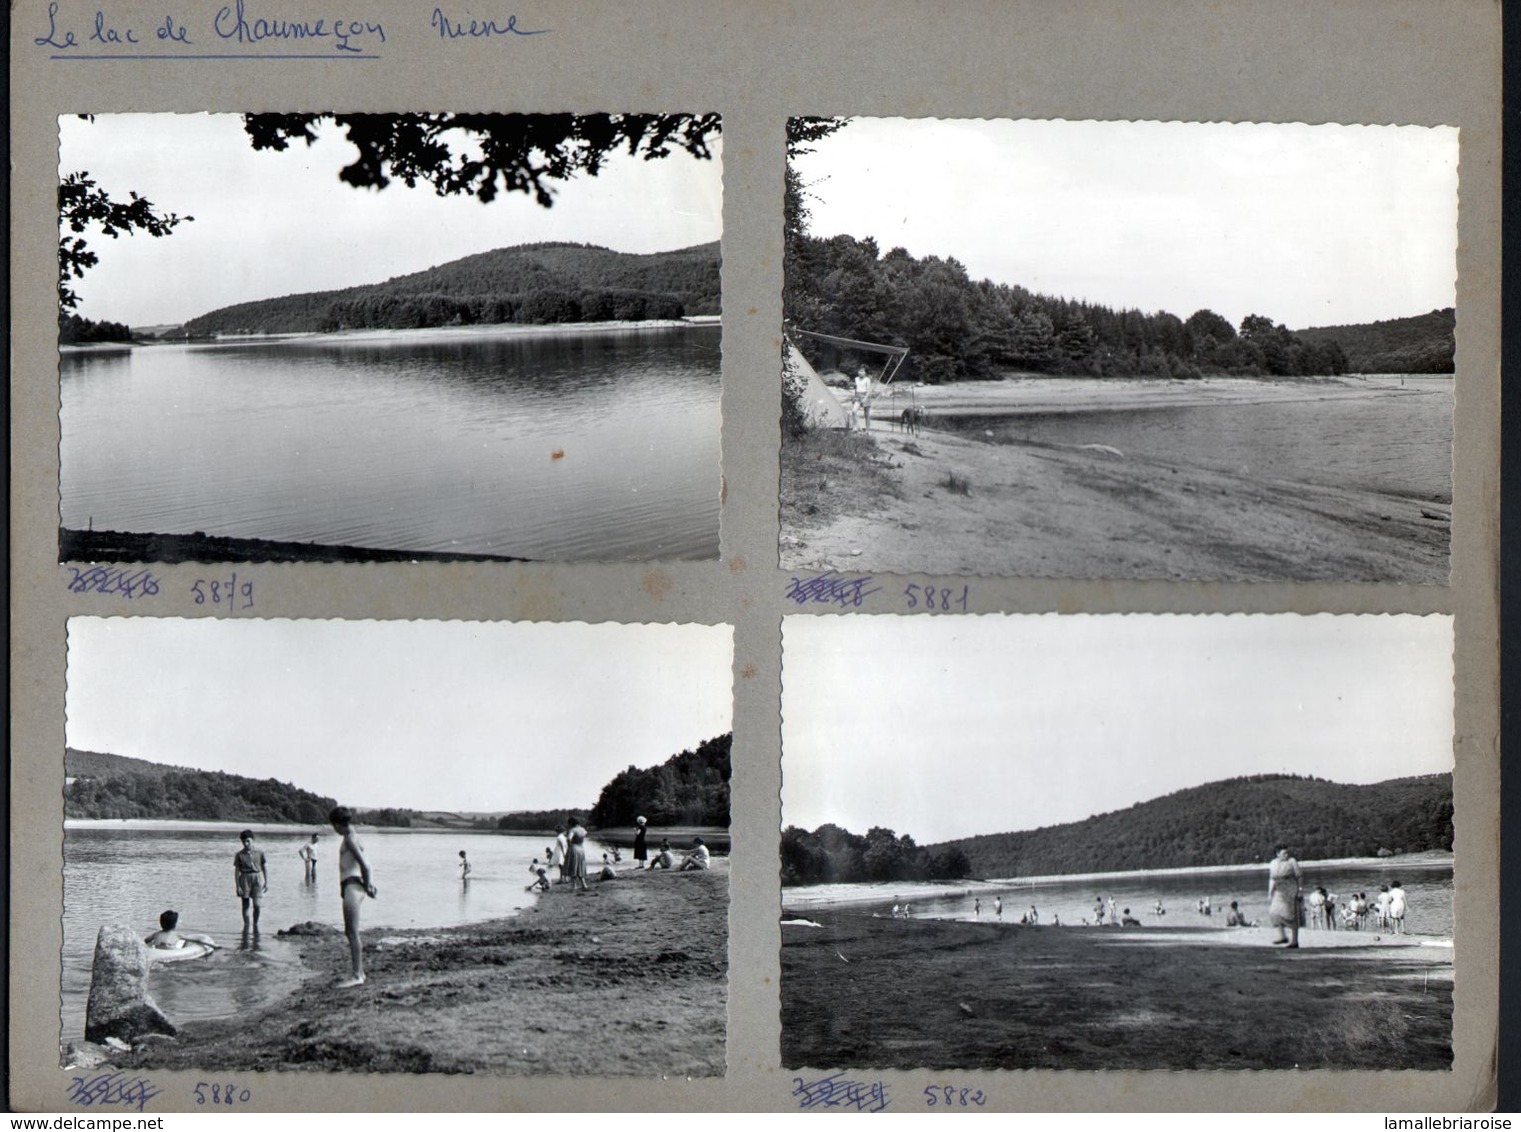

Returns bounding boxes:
[84,925,177,1045]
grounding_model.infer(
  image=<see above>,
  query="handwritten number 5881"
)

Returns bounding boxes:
[903,584,969,612]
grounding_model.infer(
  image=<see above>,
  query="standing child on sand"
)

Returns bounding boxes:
[330,806,376,988]
[233,830,268,935]
[995,897,1003,921]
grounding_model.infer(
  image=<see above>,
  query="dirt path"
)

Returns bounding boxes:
[780,423,1448,582]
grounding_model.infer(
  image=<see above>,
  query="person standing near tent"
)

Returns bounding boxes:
[854,367,874,430]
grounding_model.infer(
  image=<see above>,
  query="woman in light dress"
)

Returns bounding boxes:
[1267,846,1302,948]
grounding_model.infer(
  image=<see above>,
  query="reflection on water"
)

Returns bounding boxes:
[62,824,603,1042]
[59,324,721,560]
[959,376,1452,504]
[786,861,1454,938]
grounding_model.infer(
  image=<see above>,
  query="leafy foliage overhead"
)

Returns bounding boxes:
[243,112,722,206]
[58,170,191,314]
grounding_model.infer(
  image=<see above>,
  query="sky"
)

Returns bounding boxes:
[59,113,724,327]
[66,618,733,812]
[781,614,1454,845]
[791,117,1458,331]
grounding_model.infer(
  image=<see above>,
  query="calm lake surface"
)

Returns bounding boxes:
[957,376,1452,504]
[61,823,612,1043]
[60,323,721,560]
[784,859,1454,938]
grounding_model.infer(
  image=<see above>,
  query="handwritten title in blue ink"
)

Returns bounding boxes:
[36,1,547,56]
[68,1071,163,1112]
[792,1073,890,1112]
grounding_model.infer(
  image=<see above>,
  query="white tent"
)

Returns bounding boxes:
[784,340,850,429]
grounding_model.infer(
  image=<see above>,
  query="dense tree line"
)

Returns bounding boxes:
[1296,308,1454,374]
[781,823,973,886]
[590,733,731,828]
[65,766,336,825]
[59,312,134,344]
[935,773,1453,880]
[176,241,719,337]
[785,232,1350,383]
[483,809,590,832]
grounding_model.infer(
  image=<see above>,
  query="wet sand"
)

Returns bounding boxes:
[780,395,1448,581]
[781,910,1452,1071]
[109,866,728,1075]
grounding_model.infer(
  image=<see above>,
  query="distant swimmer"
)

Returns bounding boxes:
[973,899,981,920]
[330,806,376,988]
[298,834,320,883]
[145,909,217,951]
[233,830,268,935]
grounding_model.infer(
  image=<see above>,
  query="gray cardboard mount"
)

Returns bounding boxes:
[9,0,1500,1112]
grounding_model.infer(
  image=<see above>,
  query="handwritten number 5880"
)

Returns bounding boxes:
[194,1082,251,1105]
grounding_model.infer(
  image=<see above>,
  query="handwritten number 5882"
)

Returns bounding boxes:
[923,1085,986,1107]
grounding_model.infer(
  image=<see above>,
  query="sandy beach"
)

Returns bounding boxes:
[781,910,1452,1071]
[781,379,1448,581]
[99,865,728,1076]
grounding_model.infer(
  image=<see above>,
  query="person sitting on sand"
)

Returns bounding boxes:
[1120,908,1142,927]
[1225,901,1254,927]
[527,858,551,892]
[233,830,268,935]
[1268,846,1303,948]
[298,834,319,884]
[599,852,618,881]
[331,806,376,988]
[647,839,676,870]
[144,909,217,950]
[1388,880,1408,934]
[679,837,711,871]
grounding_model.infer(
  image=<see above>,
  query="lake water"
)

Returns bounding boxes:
[59,323,721,560]
[61,823,612,1043]
[783,859,1454,938]
[953,376,1452,504]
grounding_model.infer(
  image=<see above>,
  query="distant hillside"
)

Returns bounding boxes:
[65,748,337,825]
[935,773,1453,879]
[1296,309,1454,374]
[177,241,721,336]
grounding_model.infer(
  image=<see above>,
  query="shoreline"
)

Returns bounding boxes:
[781,851,1453,911]
[60,527,531,566]
[84,864,729,1075]
[780,418,1448,582]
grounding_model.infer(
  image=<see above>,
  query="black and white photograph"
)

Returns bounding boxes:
[59,112,723,564]
[780,117,1457,582]
[61,617,733,1076]
[780,613,1455,1071]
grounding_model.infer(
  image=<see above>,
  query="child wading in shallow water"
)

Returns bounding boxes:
[233,830,268,935]
[330,806,376,988]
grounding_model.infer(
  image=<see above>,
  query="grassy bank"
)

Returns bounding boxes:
[781,912,1452,1071]
[114,866,728,1075]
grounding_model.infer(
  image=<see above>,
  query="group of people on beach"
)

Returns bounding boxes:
[525,815,711,892]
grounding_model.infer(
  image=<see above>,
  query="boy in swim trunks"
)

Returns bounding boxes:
[330,806,376,988]
[233,830,268,934]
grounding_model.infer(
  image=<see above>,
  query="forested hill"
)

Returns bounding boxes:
[1295,308,1455,374]
[590,733,731,828]
[935,773,1453,880]
[65,748,337,825]
[177,241,721,336]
